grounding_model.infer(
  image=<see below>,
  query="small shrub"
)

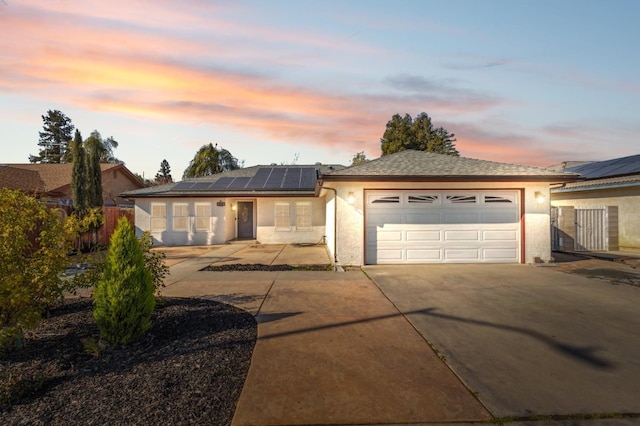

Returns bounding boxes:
[93,218,155,346]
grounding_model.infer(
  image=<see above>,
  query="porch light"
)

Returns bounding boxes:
[347,192,355,205]
[231,204,237,211]
[535,191,546,204]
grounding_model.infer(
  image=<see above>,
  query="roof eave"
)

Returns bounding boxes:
[319,174,580,183]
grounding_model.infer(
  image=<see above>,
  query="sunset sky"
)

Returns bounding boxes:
[1,0,639,179]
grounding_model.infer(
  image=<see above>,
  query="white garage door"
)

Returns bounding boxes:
[365,190,521,264]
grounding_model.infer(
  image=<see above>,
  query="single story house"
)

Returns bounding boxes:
[550,154,640,252]
[122,150,577,265]
[0,162,145,207]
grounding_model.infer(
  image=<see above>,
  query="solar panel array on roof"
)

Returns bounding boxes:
[172,167,318,193]
[566,154,640,179]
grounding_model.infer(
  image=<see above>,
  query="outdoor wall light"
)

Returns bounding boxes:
[535,191,546,204]
[231,204,237,211]
[347,192,355,205]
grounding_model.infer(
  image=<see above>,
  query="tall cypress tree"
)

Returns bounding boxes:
[85,134,103,208]
[71,130,88,212]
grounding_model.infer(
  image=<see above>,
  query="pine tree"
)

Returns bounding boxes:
[29,110,75,163]
[155,159,173,184]
[93,218,155,346]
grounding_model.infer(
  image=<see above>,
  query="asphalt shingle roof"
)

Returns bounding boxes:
[322,150,577,179]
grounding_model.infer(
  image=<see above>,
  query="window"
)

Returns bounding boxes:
[173,203,189,231]
[275,202,291,231]
[150,203,166,231]
[408,194,439,204]
[195,203,211,231]
[296,202,312,231]
[371,195,400,204]
[445,194,477,204]
[484,195,515,204]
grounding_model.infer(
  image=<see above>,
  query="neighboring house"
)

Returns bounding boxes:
[0,163,145,206]
[122,150,576,265]
[550,154,640,252]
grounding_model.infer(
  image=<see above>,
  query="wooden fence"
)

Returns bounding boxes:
[57,206,134,249]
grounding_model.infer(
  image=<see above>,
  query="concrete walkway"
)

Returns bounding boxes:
[159,244,491,425]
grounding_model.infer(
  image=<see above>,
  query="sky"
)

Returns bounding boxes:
[1,0,639,179]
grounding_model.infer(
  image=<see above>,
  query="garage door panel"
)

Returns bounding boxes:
[444,212,480,224]
[376,249,404,261]
[375,229,403,242]
[366,190,520,264]
[482,248,519,260]
[482,230,518,241]
[444,248,480,260]
[445,230,479,241]
[406,249,442,261]
[482,211,519,224]
[406,230,442,242]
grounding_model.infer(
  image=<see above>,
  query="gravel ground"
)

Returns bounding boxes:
[1,298,256,425]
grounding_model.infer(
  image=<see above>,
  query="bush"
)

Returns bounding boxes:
[0,189,76,350]
[93,218,155,346]
[139,231,169,296]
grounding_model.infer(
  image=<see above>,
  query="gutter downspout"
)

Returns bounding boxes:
[320,186,338,266]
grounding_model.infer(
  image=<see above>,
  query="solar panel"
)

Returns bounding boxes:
[173,181,193,190]
[190,182,211,190]
[227,177,251,190]
[282,168,302,189]
[264,168,286,189]
[300,168,317,189]
[211,177,234,189]
[247,167,272,188]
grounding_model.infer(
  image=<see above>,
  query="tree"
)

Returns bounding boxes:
[29,110,75,163]
[155,159,173,185]
[380,112,459,157]
[93,218,155,346]
[71,130,88,212]
[0,189,76,349]
[183,143,241,178]
[84,130,121,164]
[350,151,369,166]
[84,133,103,208]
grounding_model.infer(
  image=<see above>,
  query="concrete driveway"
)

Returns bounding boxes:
[364,263,640,418]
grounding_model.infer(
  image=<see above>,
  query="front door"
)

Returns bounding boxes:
[237,201,254,239]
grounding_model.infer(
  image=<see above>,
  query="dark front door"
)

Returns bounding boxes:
[237,201,254,239]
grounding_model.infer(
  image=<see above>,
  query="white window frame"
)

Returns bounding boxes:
[173,202,189,231]
[275,202,291,231]
[150,202,166,232]
[295,201,312,231]
[194,202,211,232]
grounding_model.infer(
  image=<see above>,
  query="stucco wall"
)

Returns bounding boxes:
[322,181,553,265]
[255,197,326,244]
[134,197,228,246]
[551,186,640,252]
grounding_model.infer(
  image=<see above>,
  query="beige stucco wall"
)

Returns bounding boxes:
[254,197,326,244]
[551,186,640,252]
[322,181,553,265]
[135,196,326,246]
[134,197,229,246]
[61,168,143,206]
